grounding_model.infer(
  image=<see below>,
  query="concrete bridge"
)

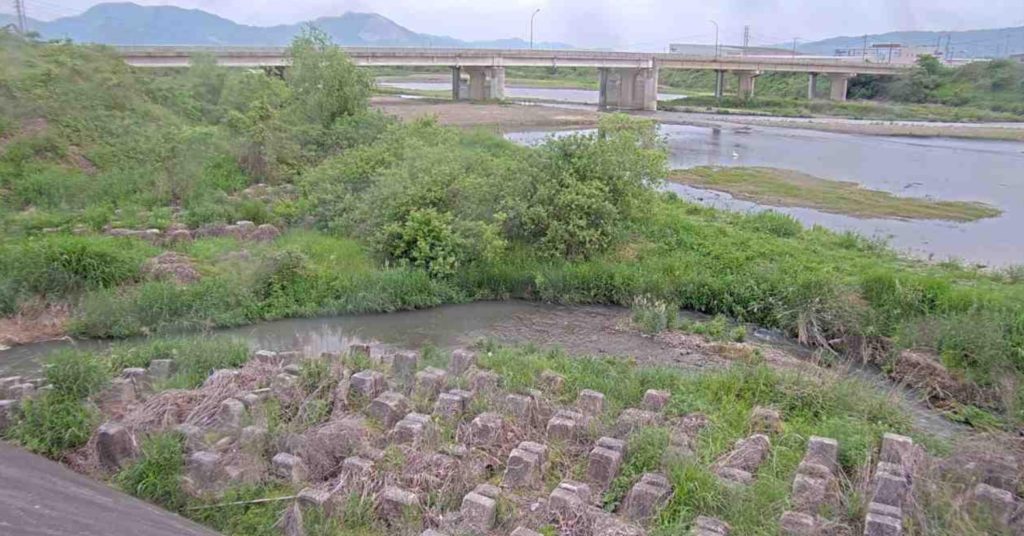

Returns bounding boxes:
[115,46,910,110]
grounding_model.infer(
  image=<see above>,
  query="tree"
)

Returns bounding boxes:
[286,26,371,128]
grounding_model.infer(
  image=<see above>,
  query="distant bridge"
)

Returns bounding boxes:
[115,46,911,110]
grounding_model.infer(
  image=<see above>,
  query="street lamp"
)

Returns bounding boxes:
[530,9,541,50]
[709,20,719,58]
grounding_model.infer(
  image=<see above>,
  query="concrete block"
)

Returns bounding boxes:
[449,349,477,376]
[592,511,646,536]
[692,515,731,535]
[460,492,497,532]
[614,408,660,437]
[715,434,770,474]
[642,389,671,411]
[791,473,829,514]
[350,370,386,400]
[392,412,433,445]
[622,473,672,522]
[778,511,816,536]
[96,422,136,471]
[597,436,627,454]
[578,389,606,416]
[367,391,410,428]
[749,406,783,434]
[540,370,565,392]
[391,350,419,382]
[469,369,499,392]
[969,483,1017,526]
[548,480,592,518]
[871,471,909,509]
[510,528,542,536]
[587,446,623,488]
[272,452,308,484]
[414,367,447,399]
[546,413,579,442]
[468,412,504,446]
[147,359,175,381]
[187,451,224,489]
[433,391,468,418]
[378,486,419,522]
[298,486,333,515]
[864,511,902,536]
[805,436,838,472]
[504,446,543,489]
[239,425,268,452]
[0,399,19,432]
[217,398,246,430]
[504,393,533,421]
[879,433,916,470]
[716,467,754,486]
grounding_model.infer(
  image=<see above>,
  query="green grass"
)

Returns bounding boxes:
[669,166,1002,222]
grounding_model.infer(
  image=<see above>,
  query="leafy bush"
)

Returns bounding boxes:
[632,295,677,334]
[1,235,151,298]
[117,432,187,511]
[8,393,97,458]
[45,349,109,399]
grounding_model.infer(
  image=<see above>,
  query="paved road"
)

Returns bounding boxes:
[0,442,218,536]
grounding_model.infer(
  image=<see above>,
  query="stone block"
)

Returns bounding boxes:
[805,436,838,473]
[391,350,419,382]
[614,408,660,437]
[591,511,646,536]
[716,434,770,474]
[587,446,623,488]
[239,425,268,452]
[414,367,448,399]
[546,411,580,442]
[434,391,468,418]
[272,452,308,484]
[469,369,499,392]
[504,446,543,489]
[343,456,375,479]
[350,370,386,400]
[271,373,299,400]
[578,389,606,416]
[642,389,671,412]
[378,486,419,523]
[692,515,731,535]
[187,451,224,490]
[749,406,783,434]
[298,486,333,515]
[96,422,136,471]
[622,473,672,522]
[449,349,477,376]
[540,370,565,392]
[791,473,830,514]
[367,391,410,428]
[716,467,754,486]
[0,399,18,432]
[461,492,497,532]
[147,359,175,381]
[969,483,1017,526]
[204,369,239,387]
[864,511,902,536]
[505,393,533,421]
[217,398,246,430]
[871,471,909,509]
[473,483,501,499]
[392,413,434,445]
[510,528,542,536]
[548,480,592,518]
[597,436,627,454]
[879,433,916,470]
[778,511,816,536]
[468,412,505,446]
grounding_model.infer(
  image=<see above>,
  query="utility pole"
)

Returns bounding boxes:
[862,34,868,59]
[13,0,27,35]
[710,20,719,58]
[529,8,540,50]
[742,25,750,56]
[791,37,798,57]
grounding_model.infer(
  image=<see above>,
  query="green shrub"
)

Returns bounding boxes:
[44,349,109,399]
[107,337,250,389]
[632,295,677,334]
[117,432,187,511]
[8,393,97,458]
[5,235,150,298]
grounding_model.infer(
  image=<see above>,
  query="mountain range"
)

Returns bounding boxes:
[1,2,571,49]
[791,26,1024,59]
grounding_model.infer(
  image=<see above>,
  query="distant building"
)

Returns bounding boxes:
[1011,53,1024,64]
[668,43,798,57]
[834,43,945,64]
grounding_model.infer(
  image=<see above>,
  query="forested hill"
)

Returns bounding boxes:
[793,26,1024,59]
[1,2,571,48]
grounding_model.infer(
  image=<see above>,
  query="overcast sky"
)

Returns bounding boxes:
[16,0,1024,49]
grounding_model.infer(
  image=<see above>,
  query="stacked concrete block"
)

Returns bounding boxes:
[272,452,309,484]
[587,436,626,489]
[779,436,840,534]
[350,370,387,400]
[367,391,410,428]
[641,389,671,412]
[503,441,548,489]
[691,515,731,536]
[378,486,420,524]
[434,389,472,418]
[546,409,585,442]
[712,434,771,486]
[548,480,593,519]
[468,412,505,446]
[577,389,606,416]
[449,349,477,376]
[392,412,434,445]
[621,473,673,523]
[96,422,137,471]
[614,408,661,437]
[862,433,918,536]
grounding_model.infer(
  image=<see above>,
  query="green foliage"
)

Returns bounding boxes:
[8,392,97,458]
[117,432,188,512]
[286,26,371,128]
[106,337,250,389]
[44,349,109,399]
[679,315,747,343]
[631,295,678,334]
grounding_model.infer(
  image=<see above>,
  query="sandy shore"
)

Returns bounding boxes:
[372,96,599,132]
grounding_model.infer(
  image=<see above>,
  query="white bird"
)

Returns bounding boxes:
[731,150,740,159]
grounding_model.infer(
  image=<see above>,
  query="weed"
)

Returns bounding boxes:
[632,296,678,334]
[117,431,188,512]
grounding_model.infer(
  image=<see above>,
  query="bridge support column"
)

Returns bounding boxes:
[807,73,818,99]
[828,73,855,101]
[714,70,725,99]
[457,66,505,101]
[598,67,658,111]
[735,71,760,99]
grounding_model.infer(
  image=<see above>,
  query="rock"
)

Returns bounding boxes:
[879,433,917,472]
[367,392,410,428]
[96,422,136,471]
[548,480,592,518]
[217,398,247,431]
[547,409,584,442]
[578,389,606,416]
[621,473,672,523]
[540,370,565,392]
[0,400,19,432]
[272,452,309,484]
[615,408,661,437]
[239,425,268,452]
[504,443,545,489]
[714,434,771,475]
[449,349,477,376]
[716,467,754,486]
[598,436,627,455]
[186,451,224,490]
[969,483,1017,527]
[804,436,839,473]
[175,423,205,452]
[749,406,783,434]
[460,491,497,532]
[778,511,816,536]
[204,369,240,387]
[392,413,434,445]
[504,393,533,422]
[297,486,333,515]
[141,252,200,285]
[391,350,419,383]
[7,383,34,400]
[469,369,500,392]
[468,412,505,446]
[377,486,419,523]
[691,515,731,535]
[147,359,175,381]
[587,444,624,489]
[251,224,281,241]
[343,456,375,479]
[864,510,902,536]
[510,528,542,536]
[642,389,671,412]
[871,471,910,509]
[414,367,448,399]
[235,220,257,234]
[166,229,193,243]
[350,370,386,400]
[791,473,832,514]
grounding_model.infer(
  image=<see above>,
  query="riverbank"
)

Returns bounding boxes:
[669,166,1002,222]
[371,95,599,131]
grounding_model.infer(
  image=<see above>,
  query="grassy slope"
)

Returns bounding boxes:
[669,167,1002,222]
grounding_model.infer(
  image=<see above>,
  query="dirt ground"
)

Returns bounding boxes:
[372,96,599,132]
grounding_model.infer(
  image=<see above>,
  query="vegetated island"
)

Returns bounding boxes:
[669,166,1002,222]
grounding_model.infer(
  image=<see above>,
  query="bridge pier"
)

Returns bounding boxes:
[735,71,760,99]
[807,73,818,99]
[598,67,658,111]
[828,73,855,101]
[452,66,505,101]
[713,70,725,99]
